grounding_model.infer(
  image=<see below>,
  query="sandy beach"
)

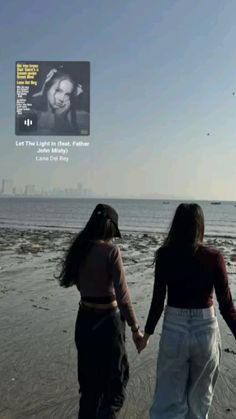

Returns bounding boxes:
[0,228,236,419]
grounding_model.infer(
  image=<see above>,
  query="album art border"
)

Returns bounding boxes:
[15,61,90,137]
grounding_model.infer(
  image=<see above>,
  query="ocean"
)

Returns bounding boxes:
[0,197,236,238]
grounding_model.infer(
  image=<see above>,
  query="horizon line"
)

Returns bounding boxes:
[0,195,235,203]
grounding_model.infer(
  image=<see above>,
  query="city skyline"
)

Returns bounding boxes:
[1,177,236,202]
[0,178,92,198]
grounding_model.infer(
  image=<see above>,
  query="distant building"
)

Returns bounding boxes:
[24,185,36,196]
[13,186,24,195]
[77,183,82,196]
[1,179,13,195]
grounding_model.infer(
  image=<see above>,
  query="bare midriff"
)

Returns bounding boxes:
[82,300,118,309]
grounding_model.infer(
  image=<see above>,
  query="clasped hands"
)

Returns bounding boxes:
[132,329,150,353]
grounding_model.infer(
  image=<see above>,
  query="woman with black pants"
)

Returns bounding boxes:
[58,203,142,419]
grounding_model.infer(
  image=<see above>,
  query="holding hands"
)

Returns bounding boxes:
[132,327,150,353]
[137,333,150,353]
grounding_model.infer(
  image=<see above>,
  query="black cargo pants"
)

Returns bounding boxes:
[74,305,129,419]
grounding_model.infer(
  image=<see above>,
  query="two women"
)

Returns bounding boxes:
[59,202,236,419]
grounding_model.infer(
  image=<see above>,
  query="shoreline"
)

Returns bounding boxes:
[1,224,236,240]
[0,227,236,418]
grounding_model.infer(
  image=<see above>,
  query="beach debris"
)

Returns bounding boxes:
[11,378,15,381]
[0,286,9,294]
[46,276,55,281]
[31,244,41,253]
[16,242,42,254]
[32,304,50,311]
[224,347,236,355]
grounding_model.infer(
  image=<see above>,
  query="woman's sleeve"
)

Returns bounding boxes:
[144,252,167,335]
[109,245,138,329]
[214,252,236,339]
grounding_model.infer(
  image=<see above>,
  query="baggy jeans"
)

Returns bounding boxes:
[150,305,221,419]
[74,305,129,419]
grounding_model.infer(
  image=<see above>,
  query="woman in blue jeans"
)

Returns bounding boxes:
[138,203,236,419]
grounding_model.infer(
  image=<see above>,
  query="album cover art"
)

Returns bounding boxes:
[15,61,90,136]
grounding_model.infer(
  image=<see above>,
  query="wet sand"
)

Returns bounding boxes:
[0,228,236,419]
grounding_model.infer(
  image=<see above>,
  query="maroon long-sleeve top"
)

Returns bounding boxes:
[145,245,236,338]
[78,241,138,329]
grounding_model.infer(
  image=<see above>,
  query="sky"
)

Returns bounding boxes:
[1,0,236,200]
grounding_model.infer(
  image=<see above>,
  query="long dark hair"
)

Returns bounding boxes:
[57,210,117,288]
[155,203,204,262]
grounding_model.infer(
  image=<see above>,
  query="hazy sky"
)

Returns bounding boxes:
[1,0,236,199]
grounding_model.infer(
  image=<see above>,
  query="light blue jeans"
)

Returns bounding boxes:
[150,305,221,419]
